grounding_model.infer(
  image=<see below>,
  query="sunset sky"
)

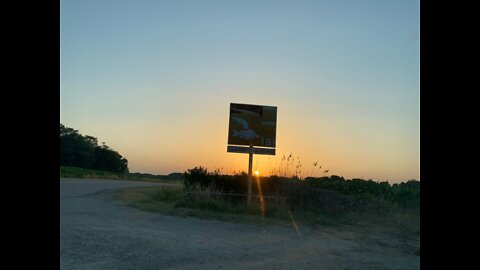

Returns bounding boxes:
[60,0,419,183]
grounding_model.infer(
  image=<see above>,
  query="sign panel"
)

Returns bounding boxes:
[227,145,276,155]
[227,103,277,148]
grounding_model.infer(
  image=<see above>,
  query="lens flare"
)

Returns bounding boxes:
[288,210,302,240]
[255,176,265,220]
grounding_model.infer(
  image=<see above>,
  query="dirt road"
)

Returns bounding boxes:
[60,178,419,270]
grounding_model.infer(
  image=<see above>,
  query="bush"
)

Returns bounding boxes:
[183,166,209,191]
[182,167,420,215]
[183,166,247,193]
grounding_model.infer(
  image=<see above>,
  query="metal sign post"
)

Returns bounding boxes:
[226,102,277,206]
[228,144,274,206]
[248,144,253,205]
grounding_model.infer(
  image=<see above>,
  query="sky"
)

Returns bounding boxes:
[60,0,419,183]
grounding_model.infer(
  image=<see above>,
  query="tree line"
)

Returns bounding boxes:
[60,124,128,173]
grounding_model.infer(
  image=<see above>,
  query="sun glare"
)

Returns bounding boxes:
[254,171,259,176]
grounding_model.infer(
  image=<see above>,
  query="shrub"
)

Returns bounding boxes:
[182,167,420,215]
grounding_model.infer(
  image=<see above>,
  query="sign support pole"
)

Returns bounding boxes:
[247,143,253,206]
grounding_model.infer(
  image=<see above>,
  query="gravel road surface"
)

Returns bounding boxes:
[60,178,419,270]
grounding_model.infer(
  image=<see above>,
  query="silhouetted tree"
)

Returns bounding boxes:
[60,124,128,173]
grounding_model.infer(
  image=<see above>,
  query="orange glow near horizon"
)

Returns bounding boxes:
[65,96,419,184]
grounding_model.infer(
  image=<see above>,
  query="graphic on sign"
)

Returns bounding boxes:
[227,103,277,148]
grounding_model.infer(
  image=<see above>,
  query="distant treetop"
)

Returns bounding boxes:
[60,123,128,173]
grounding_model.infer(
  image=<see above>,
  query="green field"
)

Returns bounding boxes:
[113,184,420,236]
[60,166,181,183]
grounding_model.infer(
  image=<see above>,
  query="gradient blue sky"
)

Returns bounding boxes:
[61,0,419,183]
